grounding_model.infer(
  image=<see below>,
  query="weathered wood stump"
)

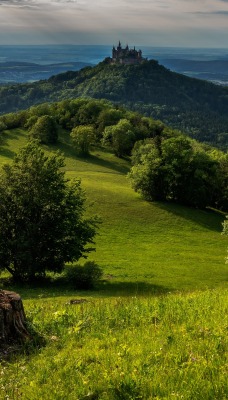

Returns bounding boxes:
[0,290,30,345]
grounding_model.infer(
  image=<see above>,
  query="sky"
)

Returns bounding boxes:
[0,0,227,47]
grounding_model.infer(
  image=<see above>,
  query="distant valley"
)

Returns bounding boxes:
[0,61,93,83]
[0,45,227,85]
[160,59,228,86]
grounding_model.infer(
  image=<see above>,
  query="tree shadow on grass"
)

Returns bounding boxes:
[0,147,16,159]
[97,280,174,297]
[0,276,174,300]
[0,129,28,160]
[56,139,130,175]
[154,201,226,233]
[79,153,130,175]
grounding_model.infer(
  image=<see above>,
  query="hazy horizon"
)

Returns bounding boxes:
[0,1,227,48]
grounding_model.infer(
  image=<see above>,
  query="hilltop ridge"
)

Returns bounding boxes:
[0,58,227,147]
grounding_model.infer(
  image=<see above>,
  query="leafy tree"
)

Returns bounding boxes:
[24,115,39,130]
[76,100,104,125]
[0,141,98,281]
[96,107,124,135]
[29,115,58,144]
[70,125,95,155]
[102,119,135,157]
[129,135,227,209]
[129,141,164,201]
[0,111,27,130]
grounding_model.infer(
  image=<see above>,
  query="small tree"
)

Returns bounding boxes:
[29,115,58,144]
[102,119,135,157]
[70,125,95,155]
[0,141,98,281]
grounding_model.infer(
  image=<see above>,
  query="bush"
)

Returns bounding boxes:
[64,261,103,289]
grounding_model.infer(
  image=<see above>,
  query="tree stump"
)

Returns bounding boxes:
[0,290,30,345]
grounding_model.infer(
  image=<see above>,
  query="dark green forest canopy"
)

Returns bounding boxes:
[0,59,227,148]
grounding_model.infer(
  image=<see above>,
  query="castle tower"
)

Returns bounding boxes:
[110,42,145,65]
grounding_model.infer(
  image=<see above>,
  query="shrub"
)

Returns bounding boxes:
[64,261,103,289]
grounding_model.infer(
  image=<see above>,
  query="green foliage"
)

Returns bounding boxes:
[102,118,135,157]
[0,60,228,148]
[70,125,95,155]
[0,120,7,132]
[29,114,59,144]
[24,115,39,130]
[97,107,124,134]
[0,141,98,281]
[0,110,27,130]
[0,102,227,290]
[129,135,228,209]
[64,261,103,289]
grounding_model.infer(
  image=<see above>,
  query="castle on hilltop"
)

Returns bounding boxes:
[110,41,145,65]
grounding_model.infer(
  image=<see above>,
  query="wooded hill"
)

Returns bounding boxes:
[0,59,227,148]
[0,97,227,211]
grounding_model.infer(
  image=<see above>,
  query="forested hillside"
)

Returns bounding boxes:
[0,59,227,148]
[0,97,227,210]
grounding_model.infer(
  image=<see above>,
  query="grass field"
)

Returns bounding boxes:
[0,128,227,399]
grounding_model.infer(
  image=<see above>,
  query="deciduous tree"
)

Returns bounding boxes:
[0,141,98,281]
[70,125,95,155]
[29,115,58,144]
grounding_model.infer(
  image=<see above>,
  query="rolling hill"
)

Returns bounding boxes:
[0,106,227,400]
[0,126,227,292]
[0,59,228,147]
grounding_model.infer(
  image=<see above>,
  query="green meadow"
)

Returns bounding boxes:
[0,128,227,399]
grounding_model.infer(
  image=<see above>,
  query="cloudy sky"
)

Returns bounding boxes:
[0,0,227,47]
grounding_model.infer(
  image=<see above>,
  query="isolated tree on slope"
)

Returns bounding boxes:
[0,141,98,281]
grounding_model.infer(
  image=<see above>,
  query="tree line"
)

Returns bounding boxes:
[0,97,227,211]
[0,60,227,148]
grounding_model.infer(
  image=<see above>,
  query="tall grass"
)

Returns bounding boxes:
[1,289,227,399]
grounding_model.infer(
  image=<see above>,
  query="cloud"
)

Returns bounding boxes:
[193,10,228,14]
[0,0,227,46]
[0,0,84,8]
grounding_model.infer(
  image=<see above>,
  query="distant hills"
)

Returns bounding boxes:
[160,59,228,86]
[0,61,93,84]
[0,59,227,147]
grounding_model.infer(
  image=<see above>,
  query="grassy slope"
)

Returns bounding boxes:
[1,289,227,400]
[0,128,227,294]
[0,129,227,399]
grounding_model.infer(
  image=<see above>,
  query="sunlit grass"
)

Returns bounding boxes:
[0,129,227,292]
[1,289,227,399]
[0,128,227,400]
